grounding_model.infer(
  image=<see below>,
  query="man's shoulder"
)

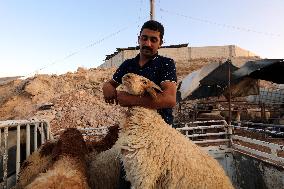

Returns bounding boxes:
[120,58,134,67]
[156,55,175,63]
[122,55,138,65]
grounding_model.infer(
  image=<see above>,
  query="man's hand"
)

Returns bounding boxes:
[102,81,119,104]
[116,81,177,109]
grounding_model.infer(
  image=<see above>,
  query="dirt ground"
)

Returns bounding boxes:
[0,67,126,134]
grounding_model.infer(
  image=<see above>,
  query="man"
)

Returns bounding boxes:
[103,20,177,125]
[103,20,177,189]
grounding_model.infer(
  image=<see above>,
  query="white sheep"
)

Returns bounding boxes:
[117,73,234,189]
[87,144,120,189]
[86,124,121,189]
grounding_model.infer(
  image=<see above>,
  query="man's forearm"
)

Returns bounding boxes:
[120,93,176,109]
[116,81,177,109]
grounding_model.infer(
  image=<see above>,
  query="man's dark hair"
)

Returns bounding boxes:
[140,20,164,42]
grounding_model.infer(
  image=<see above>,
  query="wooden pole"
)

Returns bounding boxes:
[228,60,232,125]
[150,0,155,20]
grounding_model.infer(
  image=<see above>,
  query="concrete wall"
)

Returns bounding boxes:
[231,152,284,189]
[159,47,190,62]
[123,49,139,60]
[98,45,258,68]
[235,46,258,57]
[101,52,124,68]
[205,146,284,189]
[191,45,232,59]
[247,88,284,104]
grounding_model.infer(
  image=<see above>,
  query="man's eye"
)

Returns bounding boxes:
[141,36,148,41]
[141,35,158,43]
[150,38,158,43]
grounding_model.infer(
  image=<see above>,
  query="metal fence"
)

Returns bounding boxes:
[232,121,284,166]
[176,120,284,166]
[176,120,232,144]
[0,119,51,189]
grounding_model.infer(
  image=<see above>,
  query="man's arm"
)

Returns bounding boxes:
[102,79,120,104]
[116,81,176,109]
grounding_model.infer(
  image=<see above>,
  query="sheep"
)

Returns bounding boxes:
[197,112,225,120]
[25,128,90,189]
[87,143,121,189]
[84,124,121,189]
[116,73,234,189]
[87,124,119,153]
[17,124,119,189]
[16,140,56,188]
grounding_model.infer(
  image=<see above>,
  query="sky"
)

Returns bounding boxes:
[1,0,284,77]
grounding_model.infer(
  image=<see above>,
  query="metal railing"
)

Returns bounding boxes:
[232,121,284,166]
[0,119,51,189]
[176,120,284,166]
[176,120,232,144]
[232,135,284,165]
[233,121,284,136]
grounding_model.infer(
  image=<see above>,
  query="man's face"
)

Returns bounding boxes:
[138,28,162,58]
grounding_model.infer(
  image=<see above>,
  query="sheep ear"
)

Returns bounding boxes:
[146,83,163,99]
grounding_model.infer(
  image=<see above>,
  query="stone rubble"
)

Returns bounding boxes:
[0,67,125,134]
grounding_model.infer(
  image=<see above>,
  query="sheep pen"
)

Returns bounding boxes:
[116,73,234,189]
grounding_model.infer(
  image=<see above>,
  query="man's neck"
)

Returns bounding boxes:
[138,53,157,67]
[139,55,151,67]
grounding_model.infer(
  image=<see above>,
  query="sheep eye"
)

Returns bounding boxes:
[142,80,147,85]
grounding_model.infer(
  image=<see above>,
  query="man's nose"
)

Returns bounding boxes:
[144,39,152,46]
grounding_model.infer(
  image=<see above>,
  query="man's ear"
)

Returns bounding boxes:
[137,36,140,44]
[146,88,158,99]
[146,82,163,99]
[159,39,163,48]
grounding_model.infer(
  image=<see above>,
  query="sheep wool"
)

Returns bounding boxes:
[88,144,121,189]
[26,128,90,189]
[16,140,56,188]
[117,73,234,189]
[26,156,89,189]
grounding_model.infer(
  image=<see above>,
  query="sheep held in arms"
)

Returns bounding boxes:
[117,73,234,189]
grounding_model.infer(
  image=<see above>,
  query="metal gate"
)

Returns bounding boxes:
[0,119,51,189]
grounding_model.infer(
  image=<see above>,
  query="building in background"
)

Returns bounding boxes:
[99,44,259,68]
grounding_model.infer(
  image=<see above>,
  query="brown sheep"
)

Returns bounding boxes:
[26,128,90,189]
[16,140,56,188]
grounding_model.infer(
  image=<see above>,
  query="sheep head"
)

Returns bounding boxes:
[121,73,162,99]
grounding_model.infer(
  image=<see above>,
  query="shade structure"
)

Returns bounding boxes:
[233,59,284,84]
[177,62,221,101]
[177,60,259,101]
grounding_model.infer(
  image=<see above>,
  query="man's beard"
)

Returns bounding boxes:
[141,46,154,57]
